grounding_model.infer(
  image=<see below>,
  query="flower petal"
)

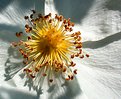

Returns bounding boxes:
[0,0,44,25]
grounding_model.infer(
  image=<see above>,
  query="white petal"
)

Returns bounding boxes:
[45,0,58,15]
[0,0,44,26]
[0,85,38,99]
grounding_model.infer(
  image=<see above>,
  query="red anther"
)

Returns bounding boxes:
[38,13,43,18]
[30,74,35,78]
[75,31,81,35]
[75,53,79,57]
[72,63,76,67]
[48,13,51,17]
[79,49,82,54]
[44,15,49,19]
[35,67,39,72]
[55,14,58,19]
[25,28,30,33]
[31,10,36,14]
[71,22,74,27]
[80,55,84,59]
[25,24,29,28]
[63,68,66,72]
[30,14,33,19]
[64,25,68,28]
[49,79,53,83]
[71,76,74,80]
[59,15,63,21]
[68,75,71,79]
[28,69,32,72]
[76,44,82,49]
[70,61,74,66]
[23,68,27,72]
[24,16,29,20]
[49,19,52,23]
[69,28,73,32]
[68,21,71,26]
[42,73,47,76]
[73,41,77,44]
[71,33,75,37]
[73,69,77,74]
[63,19,67,24]
[28,36,32,40]
[19,48,23,53]
[86,54,89,57]
[16,32,19,37]
[77,36,81,41]
[23,54,28,58]
[71,54,74,58]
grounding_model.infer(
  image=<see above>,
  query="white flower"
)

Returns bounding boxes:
[0,0,121,99]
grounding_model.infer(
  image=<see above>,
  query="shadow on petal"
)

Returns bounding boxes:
[4,46,24,81]
[83,32,121,49]
[105,0,121,11]
[0,24,21,42]
[4,46,43,96]
[48,78,82,99]
[0,0,12,12]
[54,0,95,23]
[0,86,39,99]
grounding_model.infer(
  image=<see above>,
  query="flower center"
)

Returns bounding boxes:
[12,10,89,84]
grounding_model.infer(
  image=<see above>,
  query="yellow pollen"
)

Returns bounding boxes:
[11,10,89,85]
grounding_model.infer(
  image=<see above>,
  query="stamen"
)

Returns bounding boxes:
[12,11,89,86]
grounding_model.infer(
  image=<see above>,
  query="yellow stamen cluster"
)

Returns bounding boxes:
[12,10,89,84]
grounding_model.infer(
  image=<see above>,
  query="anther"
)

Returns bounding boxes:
[69,28,73,32]
[25,24,29,28]
[63,19,67,24]
[63,68,66,72]
[76,44,82,49]
[80,55,84,58]
[59,15,63,21]
[38,13,43,18]
[73,69,77,74]
[49,79,53,83]
[79,49,82,54]
[86,54,89,57]
[31,10,36,14]
[70,76,74,80]
[71,54,74,58]
[30,74,35,78]
[16,32,23,37]
[42,73,47,76]
[49,19,52,23]
[24,16,29,20]
[28,36,32,40]
[75,53,79,57]
[30,14,33,19]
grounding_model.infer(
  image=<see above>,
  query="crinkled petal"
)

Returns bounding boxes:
[0,0,44,25]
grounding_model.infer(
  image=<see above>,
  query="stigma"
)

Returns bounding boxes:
[12,10,89,84]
